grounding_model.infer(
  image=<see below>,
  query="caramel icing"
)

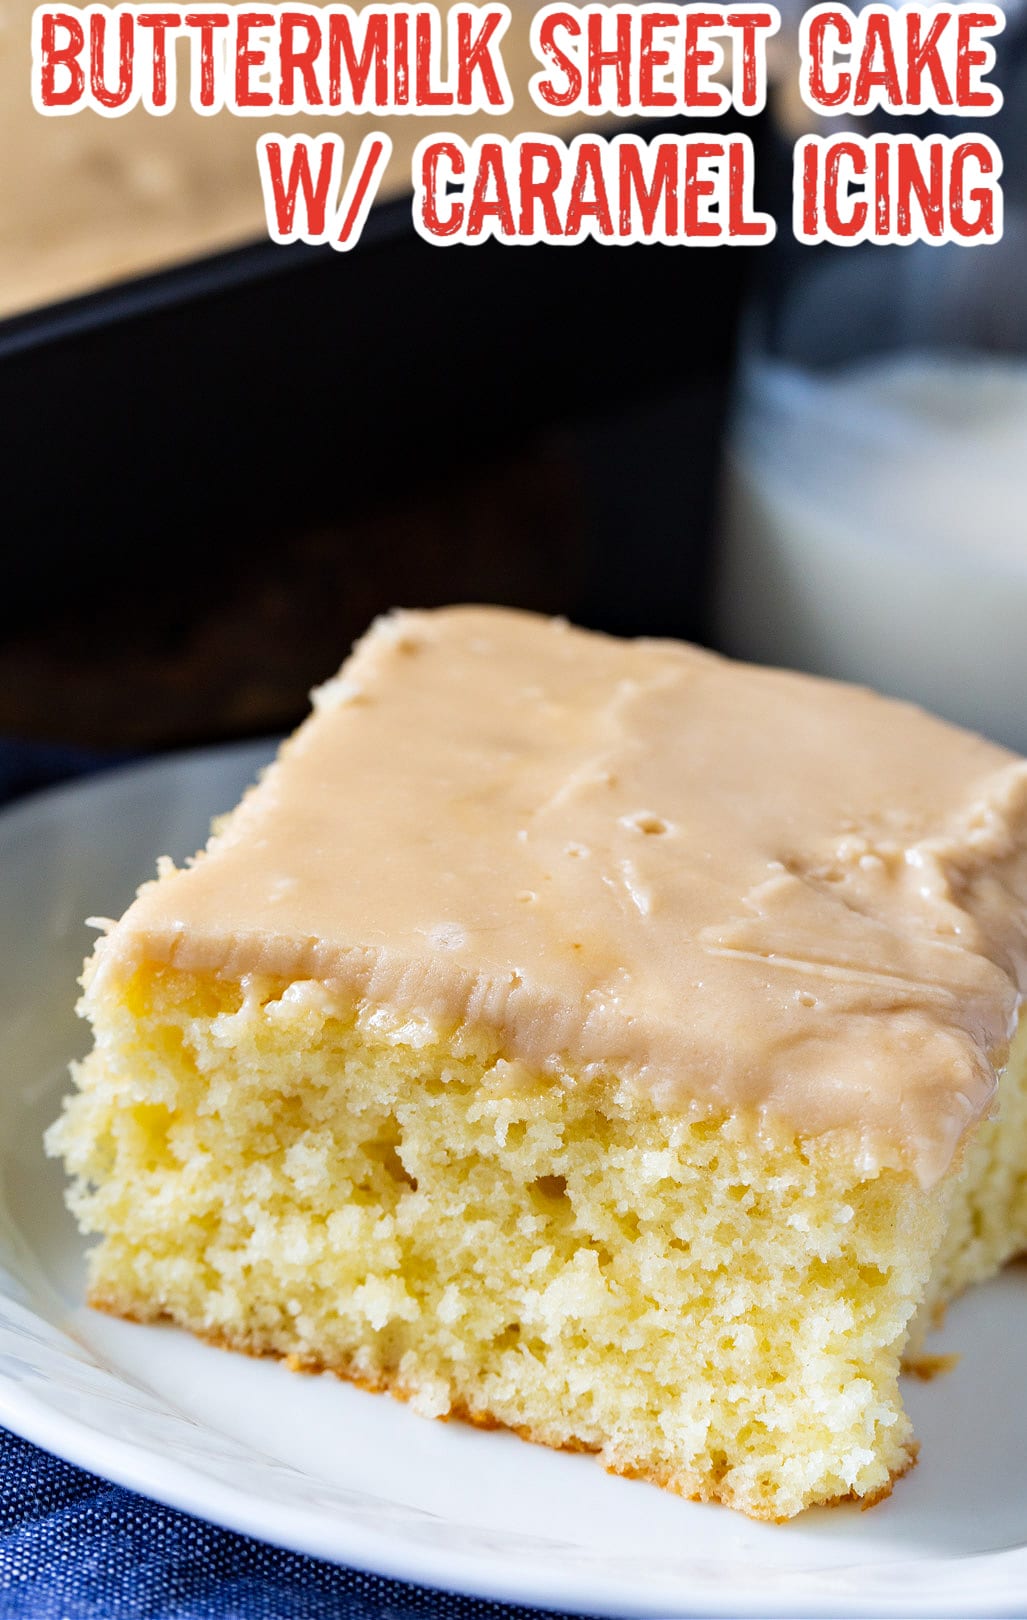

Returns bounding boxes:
[2,5,575,320]
[94,606,1027,1187]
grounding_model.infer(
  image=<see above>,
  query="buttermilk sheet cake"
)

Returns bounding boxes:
[49,606,1027,1521]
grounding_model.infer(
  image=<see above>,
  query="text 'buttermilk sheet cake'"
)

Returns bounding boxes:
[48,606,1027,1520]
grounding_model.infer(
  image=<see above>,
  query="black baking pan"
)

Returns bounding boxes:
[0,115,766,751]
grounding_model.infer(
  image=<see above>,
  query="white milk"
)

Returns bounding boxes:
[716,348,1027,752]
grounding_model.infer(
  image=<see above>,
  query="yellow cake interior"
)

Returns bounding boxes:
[48,963,1027,1523]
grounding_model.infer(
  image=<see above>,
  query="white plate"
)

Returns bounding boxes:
[3,743,1027,1619]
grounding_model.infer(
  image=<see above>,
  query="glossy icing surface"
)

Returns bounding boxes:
[94,606,1027,1185]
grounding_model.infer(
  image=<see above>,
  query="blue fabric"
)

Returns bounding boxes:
[0,1429,576,1620]
[0,744,591,1620]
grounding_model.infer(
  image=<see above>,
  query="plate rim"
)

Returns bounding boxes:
[6,1364,1027,1620]
[4,745,1027,1620]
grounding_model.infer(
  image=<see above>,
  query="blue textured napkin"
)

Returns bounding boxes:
[0,743,591,1620]
[0,1428,580,1620]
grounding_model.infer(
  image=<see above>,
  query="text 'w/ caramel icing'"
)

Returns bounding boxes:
[92,606,1027,1187]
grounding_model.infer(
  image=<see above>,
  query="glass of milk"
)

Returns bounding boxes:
[715,27,1027,752]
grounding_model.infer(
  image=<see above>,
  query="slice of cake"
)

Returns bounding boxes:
[48,606,1027,1521]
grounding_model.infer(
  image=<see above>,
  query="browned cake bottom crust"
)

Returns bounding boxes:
[90,1289,918,1522]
